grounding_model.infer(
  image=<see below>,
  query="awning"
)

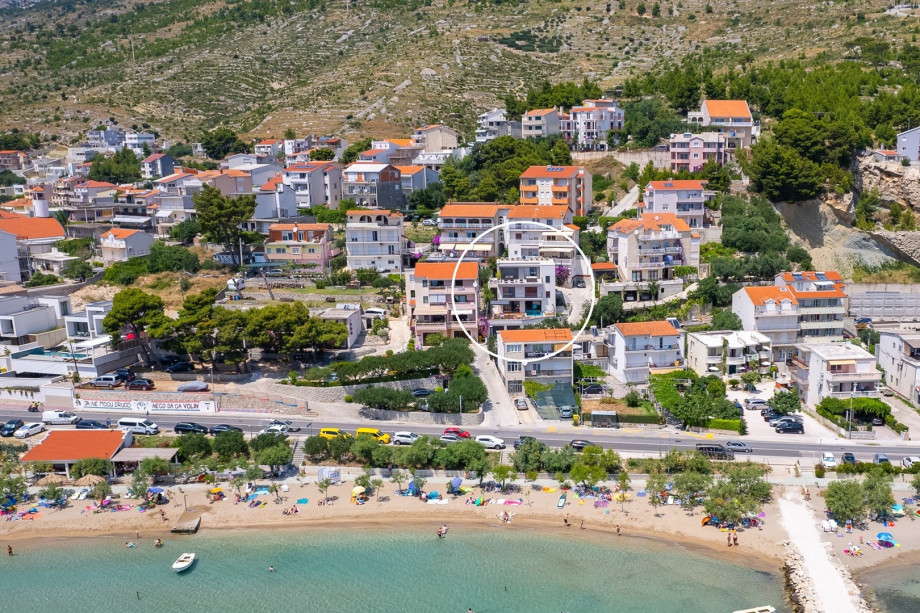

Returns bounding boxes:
[414,306,447,316]
[453,309,474,315]
[111,448,179,463]
[72,335,112,349]
[828,360,856,366]
[110,215,151,224]
[155,210,174,218]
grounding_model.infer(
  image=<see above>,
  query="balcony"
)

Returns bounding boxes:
[439,222,492,229]
[551,185,570,193]
[520,196,539,204]
[551,197,569,205]
[823,370,882,384]
[798,320,844,330]
[625,343,679,352]
[754,307,799,316]
[825,389,881,399]
[525,369,573,378]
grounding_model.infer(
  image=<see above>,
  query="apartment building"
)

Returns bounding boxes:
[774,271,847,344]
[560,99,624,148]
[124,131,155,156]
[282,161,343,208]
[250,174,299,230]
[342,163,405,209]
[668,132,727,172]
[140,154,175,179]
[394,165,437,195]
[685,330,772,377]
[507,205,572,258]
[497,328,574,394]
[642,180,714,230]
[732,286,800,362]
[0,296,71,347]
[0,215,67,280]
[313,137,348,160]
[99,228,155,263]
[687,100,756,149]
[362,140,423,167]
[64,300,110,340]
[254,139,282,158]
[790,342,882,407]
[876,327,920,403]
[435,202,512,259]
[0,150,29,171]
[519,165,593,216]
[488,258,557,329]
[86,129,125,150]
[412,125,459,152]
[283,137,314,157]
[522,109,561,139]
[607,321,683,384]
[606,212,699,287]
[264,223,337,269]
[344,210,406,272]
[406,261,479,344]
[475,109,522,143]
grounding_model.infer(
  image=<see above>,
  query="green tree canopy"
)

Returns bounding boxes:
[102,288,167,363]
[192,186,256,267]
[88,147,140,183]
[201,128,251,159]
[711,310,743,331]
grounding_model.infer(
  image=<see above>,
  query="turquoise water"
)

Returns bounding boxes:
[0,527,789,612]
[861,562,920,612]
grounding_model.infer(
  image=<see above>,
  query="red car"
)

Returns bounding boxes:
[443,427,470,439]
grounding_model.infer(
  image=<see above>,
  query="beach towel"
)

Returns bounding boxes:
[427,499,448,505]
[504,499,522,506]
[296,498,309,505]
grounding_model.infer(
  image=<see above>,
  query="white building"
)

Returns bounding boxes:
[318,306,363,349]
[342,163,405,209]
[685,330,772,377]
[435,202,512,259]
[412,125,459,153]
[732,286,800,362]
[0,296,72,347]
[99,228,155,263]
[497,328,574,394]
[687,100,757,149]
[406,261,479,344]
[489,258,557,330]
[775,271,847,344]
[476,109,522,143]
[561,99,624,148]
[124,132,156,156]
[282,161,344,208]
[254,139,282,158]
[344,210,406,272]
[606,213,699,296]
[876,327,920,404]
[607,321,683,384]
[669,132,728,172]
[642,180,714,230]
[790,343,882,407]
[522,109,561,139]
[519,165,593,217]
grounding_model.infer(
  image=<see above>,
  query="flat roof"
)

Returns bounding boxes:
[111,448,178,463]
[799,342,875,361]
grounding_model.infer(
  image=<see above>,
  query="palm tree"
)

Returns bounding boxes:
[317,478,332,504]
[53,210,69,228]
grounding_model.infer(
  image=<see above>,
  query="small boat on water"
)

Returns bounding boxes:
[731,607,775,613]
[172,553,196,573]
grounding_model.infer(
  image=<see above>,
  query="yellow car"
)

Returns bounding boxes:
[356,427,391,444]
[319,427,352,440]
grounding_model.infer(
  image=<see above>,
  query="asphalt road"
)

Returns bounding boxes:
[5,409,920,465]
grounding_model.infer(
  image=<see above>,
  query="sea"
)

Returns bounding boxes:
[0,526,790,612]
[860,562,920,613]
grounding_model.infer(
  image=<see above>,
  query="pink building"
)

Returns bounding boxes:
[264,223,338,269]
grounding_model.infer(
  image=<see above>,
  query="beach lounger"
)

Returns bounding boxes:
[78,489,88,500]
[666,495,674,506]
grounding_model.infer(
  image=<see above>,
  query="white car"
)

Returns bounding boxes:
[514,398,529,410]
[902,456,920,469]
[821,452,837,469]
[15,422,45,439]
[421,219,436,226]
[393,432,420,446]
[257,425,288,436]
[474,435,506,449]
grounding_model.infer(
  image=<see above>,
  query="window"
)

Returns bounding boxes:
[508,381,523,394]
[422,296,429,304]
[507,361,522,372]
[308,248,315,254]
[291,247,300,255]
[506,344,522,353]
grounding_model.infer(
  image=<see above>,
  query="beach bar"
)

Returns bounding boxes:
[20,430,131,479]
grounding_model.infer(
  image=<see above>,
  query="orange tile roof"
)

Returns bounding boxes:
[499,328,573,343]
[394,165,425,175]
[0,210,24,219]
[591,262,617,271]
[102,228,141,239]
[387,139,416,147]
[0,217,66,240]
[31,186,45,192]
[346,210,402,217]
[741,285,798,306]
[259,174,283,191]
[564,223,580,231]
[519,165,582,179]
[777,271,843,283]
[224,169,249,178]
[609,213,691,233]
[508,205,569,219]
[361,149,388,156]
[702,100,752,119]
[523,108,557,117]
[439,203,504,217]
[413,261,478,280]
[615,321,680,337]
[78,180,117,189]
[142,154,166,162]
[0,150,25,155]
[646,180,708,190]
[269,223,330,232]
[258,139,280,145]
[21,430,126,463]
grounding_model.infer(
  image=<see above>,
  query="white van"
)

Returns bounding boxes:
[42,410,81,425]
[90,375,121,388]
[117,417,159,435]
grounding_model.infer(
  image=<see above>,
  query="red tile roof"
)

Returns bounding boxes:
[259,174,283,191]
[268,223,330,232]
[615,321,680,337]
[508,205,569,219]
[591,262,617,271]
[646,180,708,190]
[523,108,557,117]
[702,100,752,119]
[519,165,583,179]
[609,213,691,233]
[0,217,66,240]
[439,203,504,218]
[741,286,798,306]
[499,328,573,343]
[413,261,478,280]
[78,180,117,189]
[101,228,141,239]
[21,430,126,463]
[142,154,165,163]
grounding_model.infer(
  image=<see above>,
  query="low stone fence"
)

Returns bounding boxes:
[358,407,484,426]
[271,375,443,403]
[142,371,253,383]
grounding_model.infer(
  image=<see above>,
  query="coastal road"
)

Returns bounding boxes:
[7,408,920,465]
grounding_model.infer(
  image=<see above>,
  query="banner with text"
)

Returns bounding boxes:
[74,398,216,413]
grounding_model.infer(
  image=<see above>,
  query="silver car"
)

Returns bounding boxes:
[514,398,528,410]
[725,440,753,453]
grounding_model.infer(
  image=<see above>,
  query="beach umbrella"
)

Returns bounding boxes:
[37,474,66,486]
[877,532,894,542]
[451,477,462,489]
[74,474,106,487]
[210,487,223,494]
[352,486,365,495]
[428,491,440,499]
[147,487,164,494]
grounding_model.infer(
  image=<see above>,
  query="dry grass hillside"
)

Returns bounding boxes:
[0,0,906,142]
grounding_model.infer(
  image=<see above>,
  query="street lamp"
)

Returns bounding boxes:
[848,391,854,439]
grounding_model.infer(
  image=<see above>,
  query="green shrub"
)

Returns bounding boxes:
[314,280,328,289]
[344,395,353,402]
[707,419,742,433]
[624,390,641,407]
[616,413,665,425]
[814,464,826,478]
[104,257,149,285]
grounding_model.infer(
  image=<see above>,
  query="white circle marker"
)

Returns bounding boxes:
[448,220,597,364]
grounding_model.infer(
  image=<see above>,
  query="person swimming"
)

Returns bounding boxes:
[125,541,136,548]
[154,539,163,548]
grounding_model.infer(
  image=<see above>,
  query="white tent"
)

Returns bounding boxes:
[317,467,341,484]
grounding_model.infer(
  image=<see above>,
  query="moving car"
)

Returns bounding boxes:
[268,419,300,432]
[75,419,108,430]
[581,384,603,395]
[514,398,529,410]
[842,452,857,467]
[125,378,155,391]
[726,441,753,453]
[569,439,595,452]
[775,422,804,434]
[258,425,289,436]
[474,435,505,449]
[439,434,461,444]
[513,436,541,450]
[1,419,24,437]
[821,452,837,469]
[318,427,351,440]
[902,456,920,469]
[177,381,209,392]
[41,410,81,425]
[174,422,208,435]
[165,362,195,373]
[356,427,391,444]
[14,422,45,438]
[443,427,470,439]
[392,432,420,446]
[874,453,890,465]
[411,388,432,397]
[209,424,243,436]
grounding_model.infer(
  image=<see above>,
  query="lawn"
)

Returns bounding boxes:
[291,287,382,296]
[581,397,656,415]
[404,224,437,244]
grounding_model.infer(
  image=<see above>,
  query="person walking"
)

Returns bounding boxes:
[616,524,620,536]
[727,533,732,547]
[7,545,12,556]
[733,532,739,547]
[563,513,569,527]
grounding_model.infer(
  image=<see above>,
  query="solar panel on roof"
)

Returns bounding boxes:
[792,272,804,281]
[816,272,829,282]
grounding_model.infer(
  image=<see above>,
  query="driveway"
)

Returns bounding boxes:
[473,346,522,428]
[606,185,639,217]
[559,285,594,325]
[881,395,920,441]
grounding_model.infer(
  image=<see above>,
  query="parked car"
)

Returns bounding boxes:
[762,411,782,422]
[769,415,803,427]
[474,435,505,449]
[573,278,587,288]
[318,427,351,440]
[75,419,108,430]
[439,434,461,444]
[125,378,155,391]
[392,432,420,446]
[90,375,122,388]
[901,456,920,469]
[514,436,542,450]
[855,317,872,325]
[258,425,289,436]
[871,417,884,426]
[443,427,470,439]
[268,419,300,432]
[112,368,135,382]
[174,422,208,435]
[874,453,891,465]
[411,388,432,397]
[821,452,837,469]
[775,422,804,434]
[177,381,209,392]
[569,439,595,452]
[166,362,195,373]
[422,219,436,226]
[159,355,185,366]
[514,398,529,410]
[14,422,45,438]
[0,419,24,437]
[842,452,857,467]
[581,384,603,395]
[726,441,753,453]
[745,398,767,410]
[880,386,894,397]
[209,424,243,436]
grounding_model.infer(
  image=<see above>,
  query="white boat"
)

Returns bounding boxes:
[732,607,775,613]
[172,553,196,573]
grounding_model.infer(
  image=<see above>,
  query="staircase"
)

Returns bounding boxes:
[290,439,305,473]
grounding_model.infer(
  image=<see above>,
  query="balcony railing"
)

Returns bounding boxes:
[526,369,573,378]
[823,370,882,383]
[825,389,881,399]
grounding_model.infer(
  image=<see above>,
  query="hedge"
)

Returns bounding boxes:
[616,414,665,425]
[707,418,742,433]
[291,368,439,387]
[885,414,910,435]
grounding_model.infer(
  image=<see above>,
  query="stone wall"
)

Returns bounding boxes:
[271,375,443,403]
[853,154,920,210]
[358,406,484,425]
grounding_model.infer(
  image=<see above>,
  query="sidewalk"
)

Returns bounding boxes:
[473,348,520,428]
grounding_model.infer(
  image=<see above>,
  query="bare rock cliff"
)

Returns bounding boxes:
[853,154,920,208]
